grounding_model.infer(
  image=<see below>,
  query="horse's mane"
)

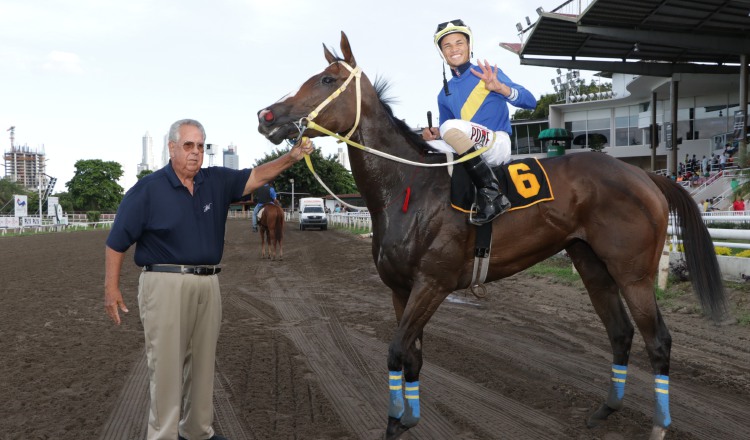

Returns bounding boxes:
[325,51,433,154]
[372,76,432,153]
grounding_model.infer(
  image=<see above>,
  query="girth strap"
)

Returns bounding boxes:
[469,222,492,298]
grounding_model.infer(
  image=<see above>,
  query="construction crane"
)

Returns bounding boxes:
[7,126,15,148]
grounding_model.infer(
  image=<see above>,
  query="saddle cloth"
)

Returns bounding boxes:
[451,157,554,213]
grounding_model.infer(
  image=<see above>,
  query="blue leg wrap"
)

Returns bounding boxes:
[606,364,628,409]
[388,371,404,419]
[401,381,420,427]
[654,375,671,427]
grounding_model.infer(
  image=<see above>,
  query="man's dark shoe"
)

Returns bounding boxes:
[252,226,258,232]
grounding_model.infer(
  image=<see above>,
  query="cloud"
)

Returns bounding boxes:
[42,51,84,74]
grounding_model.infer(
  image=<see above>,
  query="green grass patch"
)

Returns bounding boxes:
[331,225,371,236]
[524,256,583,286]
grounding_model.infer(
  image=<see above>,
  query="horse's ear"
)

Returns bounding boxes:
[323,43,336,65]
[340,31,356,67]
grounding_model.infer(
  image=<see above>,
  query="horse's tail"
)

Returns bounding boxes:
[274,205,284,244]
[648,173,727,321]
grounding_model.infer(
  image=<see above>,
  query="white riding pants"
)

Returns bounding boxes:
[425,119,511,166]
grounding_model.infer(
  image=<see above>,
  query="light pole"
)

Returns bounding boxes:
[289,178,295,212]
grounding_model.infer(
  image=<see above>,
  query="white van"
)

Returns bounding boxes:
[298,197,328,230]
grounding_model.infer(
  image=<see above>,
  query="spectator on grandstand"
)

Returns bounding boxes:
[733,197,745,212]
[720,152,727,171]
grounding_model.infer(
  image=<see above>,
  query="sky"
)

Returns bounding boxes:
[0,0,595,193]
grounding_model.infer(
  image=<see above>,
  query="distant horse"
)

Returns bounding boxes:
[258,201,284,260]
[257,32,726,440]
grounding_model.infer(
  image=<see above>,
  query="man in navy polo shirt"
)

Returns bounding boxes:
[104,118,313,440]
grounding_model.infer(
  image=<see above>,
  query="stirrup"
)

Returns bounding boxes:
[467,203,500,225]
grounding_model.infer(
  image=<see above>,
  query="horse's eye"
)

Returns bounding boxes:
[322,76,336,85]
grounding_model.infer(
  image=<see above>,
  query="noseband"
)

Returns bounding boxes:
[288,61,362,146]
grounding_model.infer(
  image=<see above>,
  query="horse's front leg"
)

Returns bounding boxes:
[385,283,450,440]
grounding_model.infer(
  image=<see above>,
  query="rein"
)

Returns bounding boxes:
[289,60,490,211]
[289,60,490,167]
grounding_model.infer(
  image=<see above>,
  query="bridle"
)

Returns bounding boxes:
[287,60,362,147]
[288,60,490,167]
[285,60,491,211]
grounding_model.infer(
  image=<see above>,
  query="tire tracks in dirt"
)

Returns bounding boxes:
[429,277,750,439]
[99,350,249,440]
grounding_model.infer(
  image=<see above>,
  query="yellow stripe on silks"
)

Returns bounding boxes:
[611,378,626,383]
[405,395,420,399]
[460,80,491,121]
[612,367,627,374]
[389,374,402,380]
[404,386,419,391]
[655,388,669,394]
[655,378,669,385]
[389,385,402,390]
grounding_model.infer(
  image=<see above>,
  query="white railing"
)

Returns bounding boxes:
[328,212,372,232]
[0,218,113,236]
[669,212,750,249]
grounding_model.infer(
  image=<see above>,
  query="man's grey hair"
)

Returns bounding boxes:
[168,119,206,143]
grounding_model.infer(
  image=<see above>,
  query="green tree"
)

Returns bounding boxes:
[53,191,75,213]
[137,169,154,180]
[66,159,125,212]
[0,177,29,214]
[253,146,357,206]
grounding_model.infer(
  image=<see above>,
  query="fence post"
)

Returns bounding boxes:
[657,240,670,290]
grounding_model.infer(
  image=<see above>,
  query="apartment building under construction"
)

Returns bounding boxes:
[4,126,47,191]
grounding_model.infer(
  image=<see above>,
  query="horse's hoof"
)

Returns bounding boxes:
[586,403,616,428]
[649,426,667,440]
[384,416,410,440]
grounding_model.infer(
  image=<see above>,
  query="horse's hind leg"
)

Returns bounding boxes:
[566,242,635,427]
[621,284,672,440]
[268,231,276,261]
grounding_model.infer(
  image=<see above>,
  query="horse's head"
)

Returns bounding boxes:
[258,32,367,145]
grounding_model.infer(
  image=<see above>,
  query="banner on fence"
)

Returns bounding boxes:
[21,216,41,227]
[14,195,27,217]
[0,217,19,228]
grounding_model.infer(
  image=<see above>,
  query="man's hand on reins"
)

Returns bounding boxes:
[290,137,314,160]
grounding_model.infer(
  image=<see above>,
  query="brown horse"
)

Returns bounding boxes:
[257,32,726,440]
[258,201,285,260]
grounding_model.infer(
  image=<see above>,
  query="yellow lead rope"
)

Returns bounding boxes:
[306,120,490,167]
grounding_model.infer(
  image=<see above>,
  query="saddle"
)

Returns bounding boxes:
[257,201,279,223]
[450,157,554,213]
[447,157,555,296]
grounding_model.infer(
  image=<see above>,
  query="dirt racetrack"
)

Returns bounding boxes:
[1,219,749,440]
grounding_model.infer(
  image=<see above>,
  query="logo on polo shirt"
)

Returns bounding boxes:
[204,203,212,213]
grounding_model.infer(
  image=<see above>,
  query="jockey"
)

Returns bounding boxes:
[422,19,537,225]
[252,182,277,232]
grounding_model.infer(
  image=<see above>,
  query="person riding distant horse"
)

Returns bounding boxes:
[252,182,277,232]
[422,19,537,225]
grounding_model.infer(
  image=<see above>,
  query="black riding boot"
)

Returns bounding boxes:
[462,148,511,225]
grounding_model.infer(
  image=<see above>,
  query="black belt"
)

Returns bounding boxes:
[143,265,221,275]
